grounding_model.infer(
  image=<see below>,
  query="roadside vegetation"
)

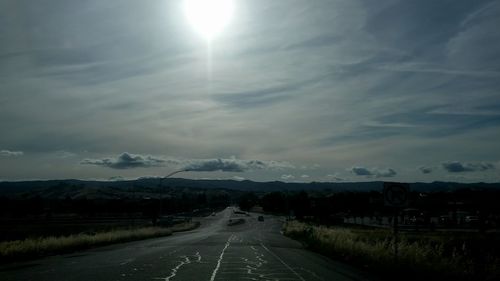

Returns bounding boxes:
[283,220,500,281]
[0,222,198,263]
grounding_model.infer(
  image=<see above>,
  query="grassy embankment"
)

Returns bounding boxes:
[283,220,500,281]
[0,222,199,263]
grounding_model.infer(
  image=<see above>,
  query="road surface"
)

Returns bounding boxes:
[0,208,377,281]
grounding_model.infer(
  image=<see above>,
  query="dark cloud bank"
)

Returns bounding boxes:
[81,153,293,172]
[419,166,433,174]
[350,166,397,178]
[442,161,495,173]
[80,152,166,169]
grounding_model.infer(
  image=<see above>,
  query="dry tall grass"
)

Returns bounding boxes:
[283,221,499,281]
[0,222,198,262]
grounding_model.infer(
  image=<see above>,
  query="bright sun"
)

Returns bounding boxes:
[184,0,234,40]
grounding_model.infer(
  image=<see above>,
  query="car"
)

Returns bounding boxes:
[258,215,264,221]
[439,215,452,225]
[465,215,479,225]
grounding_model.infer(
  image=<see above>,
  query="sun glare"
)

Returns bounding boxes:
[184,0,234,40]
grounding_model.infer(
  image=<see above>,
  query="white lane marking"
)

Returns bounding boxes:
[260,243,305,281]
[155,252,201,281]
[210,234,234,281]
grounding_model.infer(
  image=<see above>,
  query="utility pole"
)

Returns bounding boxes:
[393,208,399,263]
[157,170,186,225]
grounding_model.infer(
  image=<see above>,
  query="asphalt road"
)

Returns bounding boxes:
[0,207,378,281]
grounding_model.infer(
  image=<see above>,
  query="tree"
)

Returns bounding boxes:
[261,192,287,213]
[238,192,258,211]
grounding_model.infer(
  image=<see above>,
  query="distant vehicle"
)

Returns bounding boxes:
[439,215,452,225]
[465,215,479,225]
[409,216,425,224]
[258,216,264,221]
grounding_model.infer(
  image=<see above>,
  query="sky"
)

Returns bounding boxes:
[1,0,499,183]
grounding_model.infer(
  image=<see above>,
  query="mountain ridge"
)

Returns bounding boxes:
[0,178,499,199]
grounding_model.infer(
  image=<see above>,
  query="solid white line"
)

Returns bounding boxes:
[260,243,305,281]
[210,234,234,281]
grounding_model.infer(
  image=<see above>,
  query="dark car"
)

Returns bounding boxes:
[465,215,479,226]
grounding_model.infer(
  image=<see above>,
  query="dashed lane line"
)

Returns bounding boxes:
[209,234,235,281]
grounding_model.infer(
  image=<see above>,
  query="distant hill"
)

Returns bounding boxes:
[0,178,498,199]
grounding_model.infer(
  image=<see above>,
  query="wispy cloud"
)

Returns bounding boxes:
[54,150,77,159]
[428,107,500,117]
[232,176,246,181]
[375,62,500,78]
[281,174,295,180]
[326,174,343,181]
[0,150,23,157]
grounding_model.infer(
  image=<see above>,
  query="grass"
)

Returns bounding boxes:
[283,220,500,281]
[0,222,199,263]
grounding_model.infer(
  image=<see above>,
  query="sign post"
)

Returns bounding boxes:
[383,182,409,263]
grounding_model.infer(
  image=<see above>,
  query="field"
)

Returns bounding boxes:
[0,215,155,241]
[283,220,500,281]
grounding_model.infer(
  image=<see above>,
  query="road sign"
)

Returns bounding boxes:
[383,182,409,207]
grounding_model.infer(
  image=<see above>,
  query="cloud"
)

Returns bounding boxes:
[0,150,23,157]
[442,161,495,173]
[376,62,500,78]
[183,159,246,172]
[182,158,293,172]
[1,1,500,183]
[419,166,433,174]
[350,166,397,178]
[281,174,295,180]
[351,167,373,176]
[446,1,500,71]
[326,174,343,181]
[300,174,310,178]
[376,168,397,178]
[54,150,77,158]
[81,153,294,172]
[231,176,246,181]
[80,152,167,169]
[299,164,321,170]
